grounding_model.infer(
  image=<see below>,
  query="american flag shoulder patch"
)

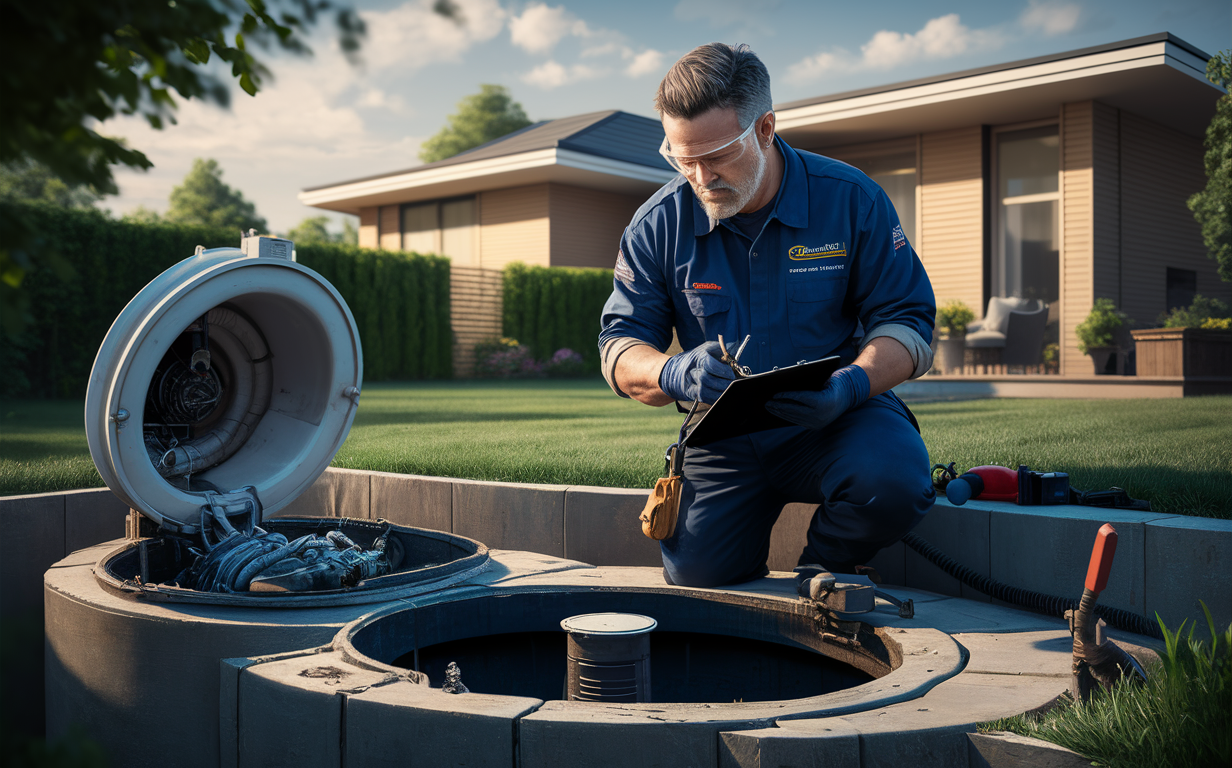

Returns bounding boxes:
[614,249,635,284]
[891,225,907,251]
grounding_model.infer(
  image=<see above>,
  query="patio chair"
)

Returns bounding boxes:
[965,297,1049,372]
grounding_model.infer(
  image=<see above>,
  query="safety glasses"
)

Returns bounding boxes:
[659,117,760,177]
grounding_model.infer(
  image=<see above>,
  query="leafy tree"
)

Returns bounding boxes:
[286,215,335,243]
[0,159,101,209]
[1188,50,1232,282]
[341,218,359,245]
[0,0,365,194]
[122,206,164,225]
[166,159,267,232]
[419,85,533,163]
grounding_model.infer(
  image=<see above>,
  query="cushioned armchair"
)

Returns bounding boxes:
[965,297,1049,372]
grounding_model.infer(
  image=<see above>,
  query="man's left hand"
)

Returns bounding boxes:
[765,364,870,431]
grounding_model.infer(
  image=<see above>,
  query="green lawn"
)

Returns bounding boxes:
[2,381,1229,518]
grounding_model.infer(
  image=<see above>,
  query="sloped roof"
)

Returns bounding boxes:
[303,110,669,193]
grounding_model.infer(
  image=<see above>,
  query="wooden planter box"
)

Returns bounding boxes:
[1131,327,1232,379]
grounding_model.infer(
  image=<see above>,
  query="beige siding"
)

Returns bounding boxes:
[1061,102,1095,375]
[378,205,401,251]
[1118,112,1227,328]
[450,265,504,377]
[547,184,643,269]
[358,207,379,249]
[1091,103,1121,306]
[478,185,550,270]
[919,127,984,324]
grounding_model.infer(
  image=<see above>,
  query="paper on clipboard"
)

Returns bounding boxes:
[684,355,843,447]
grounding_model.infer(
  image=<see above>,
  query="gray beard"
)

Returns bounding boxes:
[692,146,767,220]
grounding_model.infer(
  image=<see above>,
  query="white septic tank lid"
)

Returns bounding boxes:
[85,235,363,533]
[560,613,658,636]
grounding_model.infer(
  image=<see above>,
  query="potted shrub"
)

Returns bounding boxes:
[935,300,974,374]
[1131,296,1232,379]
[1076,298,1130,375]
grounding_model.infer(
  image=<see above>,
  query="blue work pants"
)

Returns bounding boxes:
[661,392,934,587]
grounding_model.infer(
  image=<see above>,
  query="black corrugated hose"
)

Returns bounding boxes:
[901,532,1163,639]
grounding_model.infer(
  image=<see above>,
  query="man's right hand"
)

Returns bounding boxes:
[658,341,736,404]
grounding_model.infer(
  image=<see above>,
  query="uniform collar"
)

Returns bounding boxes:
[691,134,809,237]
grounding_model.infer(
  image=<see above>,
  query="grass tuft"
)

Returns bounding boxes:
[982,604,1232,768]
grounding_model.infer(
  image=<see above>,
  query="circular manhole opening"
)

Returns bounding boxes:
[346,590,891,704]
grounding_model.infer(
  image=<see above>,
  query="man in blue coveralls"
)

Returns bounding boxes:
[599,43,937,588]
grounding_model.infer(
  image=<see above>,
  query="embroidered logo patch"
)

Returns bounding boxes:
[614,249,635,285]
[692,282,722,290]
[892,225,907,251]
[788,243,846,260]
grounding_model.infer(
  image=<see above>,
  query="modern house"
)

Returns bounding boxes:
[301,33,1227,379]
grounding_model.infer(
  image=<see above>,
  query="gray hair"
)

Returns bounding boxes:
[654,43,773,129]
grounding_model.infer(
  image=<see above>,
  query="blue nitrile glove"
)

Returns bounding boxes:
[765,364,870,431]
[659,341,737,404]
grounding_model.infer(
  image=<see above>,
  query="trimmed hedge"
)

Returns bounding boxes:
[0,202,451,398]
[501,262,614,373]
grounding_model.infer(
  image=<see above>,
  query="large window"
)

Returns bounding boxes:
[857,151,917,247]
[401,197,477,264]
[994,125,1059,303]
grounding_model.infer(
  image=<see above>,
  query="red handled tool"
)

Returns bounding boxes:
[1067,523,1147,702]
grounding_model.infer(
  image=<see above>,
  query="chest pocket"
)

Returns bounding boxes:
[683,290,734,341]
[786,277,846,350]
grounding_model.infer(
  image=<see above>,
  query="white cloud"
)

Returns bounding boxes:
[361,0,506,72]
[509,3,591,55]
[521,60,602,89]
[673,0,780,35]
[1019,0,1083,36]
[624,49,664,78]
[787,13,1002,83]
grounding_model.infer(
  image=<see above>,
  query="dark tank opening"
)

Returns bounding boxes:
[350,591,896,704]
[400,630,874,703]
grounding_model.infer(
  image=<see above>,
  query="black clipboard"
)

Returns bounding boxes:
[685,355,843,447]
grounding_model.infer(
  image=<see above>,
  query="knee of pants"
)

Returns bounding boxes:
[841,471,934,535]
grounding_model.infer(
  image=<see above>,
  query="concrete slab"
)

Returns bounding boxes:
[219,657,257,768]
[1,492,65,618]
[1144,515,1232,632]
[64,488,129,553]
[368,471,452,532]
[518,704,768,768]
[953,631,1071,677]
[275,467,372,519]
[987,503,1174,618]
[968,731,1095,767]
[719,723,862,768]
[862,588,1068,635]
[237,651,393,768]
[346,678,541,768]
[564,485,662,567]
[906,502,991,602]
[452,479,567,556]
[779,673,1068,768]
[43,545,366,768]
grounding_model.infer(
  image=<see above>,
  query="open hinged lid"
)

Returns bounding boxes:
[85,237,363,534]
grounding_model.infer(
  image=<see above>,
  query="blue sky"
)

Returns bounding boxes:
[100,0,1231,234]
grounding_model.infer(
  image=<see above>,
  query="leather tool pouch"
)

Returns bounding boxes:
[641,443,683,540]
